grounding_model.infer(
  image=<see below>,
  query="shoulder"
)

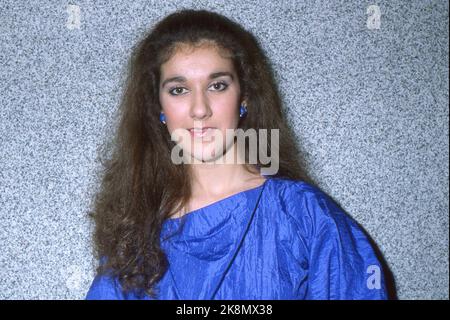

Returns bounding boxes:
[265,177,323,199]
[264,177,336,219]
[263,177,360,238]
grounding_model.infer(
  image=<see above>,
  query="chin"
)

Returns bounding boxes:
[180,138,235,164]
[188,148,224,164]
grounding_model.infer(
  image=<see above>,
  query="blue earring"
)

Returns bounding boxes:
[239,105,248,118]
[159,112,166,124]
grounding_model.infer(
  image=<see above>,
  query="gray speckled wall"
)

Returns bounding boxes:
[0,0,448,300]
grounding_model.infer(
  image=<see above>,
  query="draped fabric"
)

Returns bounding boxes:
[85,177,387,300]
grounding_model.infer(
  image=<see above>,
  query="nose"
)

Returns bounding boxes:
[189,90,212,120]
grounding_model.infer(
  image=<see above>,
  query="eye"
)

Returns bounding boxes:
[168,86,188,96]
[209,81,229,91]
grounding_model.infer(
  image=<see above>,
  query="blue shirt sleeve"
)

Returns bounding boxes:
[85,272,126,300]
[85,256,127,300]
[291,182,388,300]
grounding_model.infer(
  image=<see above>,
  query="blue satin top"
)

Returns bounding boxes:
[85,177,388,300]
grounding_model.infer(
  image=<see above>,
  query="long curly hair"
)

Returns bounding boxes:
[88,9,315,299]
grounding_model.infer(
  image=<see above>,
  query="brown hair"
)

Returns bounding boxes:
[88,9,314,299]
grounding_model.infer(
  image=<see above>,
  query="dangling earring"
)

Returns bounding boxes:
[159,112,166,124]
[239,104,248,118]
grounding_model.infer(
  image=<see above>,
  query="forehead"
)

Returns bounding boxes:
[160,42,235,76]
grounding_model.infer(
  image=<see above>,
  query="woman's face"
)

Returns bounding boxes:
[159,43,243,163]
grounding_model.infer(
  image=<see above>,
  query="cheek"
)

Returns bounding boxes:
[214,105,239,127]
[161,99,187,124]
[165,113,185,133]
[215,96,238,116]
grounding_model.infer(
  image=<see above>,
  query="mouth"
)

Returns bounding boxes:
[188,127,216,138]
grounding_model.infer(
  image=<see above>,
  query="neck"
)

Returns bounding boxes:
[188,142,260,198]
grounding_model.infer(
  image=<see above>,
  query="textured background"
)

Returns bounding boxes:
[0,0,448,300]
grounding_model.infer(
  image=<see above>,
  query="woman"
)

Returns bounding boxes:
[85,9,388,300]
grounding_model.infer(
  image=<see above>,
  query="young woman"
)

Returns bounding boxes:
[85,9,388,300]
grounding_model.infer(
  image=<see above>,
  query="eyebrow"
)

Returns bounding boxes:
[160,71,234,88]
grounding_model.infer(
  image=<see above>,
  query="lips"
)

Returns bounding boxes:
[188,127,215,137]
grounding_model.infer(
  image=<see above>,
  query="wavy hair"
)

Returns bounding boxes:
[88,9,315,299]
